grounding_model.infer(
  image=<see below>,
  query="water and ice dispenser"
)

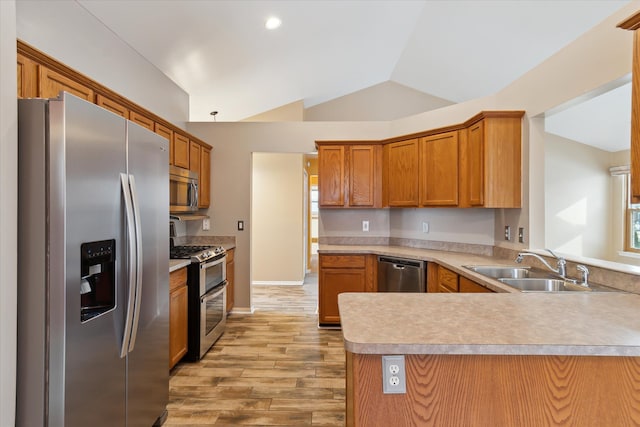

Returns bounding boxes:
[80,239,116,322]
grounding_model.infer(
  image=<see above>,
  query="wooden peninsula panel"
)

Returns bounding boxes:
[348,353,640,427]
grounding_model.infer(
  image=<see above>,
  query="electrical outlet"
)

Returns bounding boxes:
[504,225,511,241]
[518,227,525,243]
[382,355,406,394]
[202,218,210,231]
[362,220,369,232]
[422,222,429,233]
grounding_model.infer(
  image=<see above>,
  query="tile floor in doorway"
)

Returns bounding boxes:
[165,273,346,426]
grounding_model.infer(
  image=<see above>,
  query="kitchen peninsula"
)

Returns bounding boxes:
[339,291,640,426]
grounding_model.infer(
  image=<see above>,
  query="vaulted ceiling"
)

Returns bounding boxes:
[77,0,628,122]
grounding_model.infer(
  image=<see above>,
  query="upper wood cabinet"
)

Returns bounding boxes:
[318,145,345,207]
[199,146,211,208]
[385,138,420,207]
[419,131,459,207]
[461,115,522,208]
[349,145,380,207]
[17,53,37,98]
[39,67,93,101]
[173,133,190,169]
[317,143,382,208]
[17,40,215,213]
[96,94,129,119]
[619,14,640,203]
[154,122,173,163]
[129,111,154,131]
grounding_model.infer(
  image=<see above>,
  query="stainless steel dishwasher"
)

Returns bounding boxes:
[377,256,427,292]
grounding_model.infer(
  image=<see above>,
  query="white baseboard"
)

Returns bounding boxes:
[252,281,304,286]
[229,306,254,314]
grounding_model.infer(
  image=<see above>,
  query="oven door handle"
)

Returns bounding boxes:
[202,281,227,302]
[201,255,226,270]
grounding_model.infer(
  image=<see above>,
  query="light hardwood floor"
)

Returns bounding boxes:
[165,274,346,426]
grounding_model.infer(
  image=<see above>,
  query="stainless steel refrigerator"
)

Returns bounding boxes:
[17,92,170,426]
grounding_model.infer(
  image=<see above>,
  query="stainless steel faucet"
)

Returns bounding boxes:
[515,249,567,278]
[576,264,589,287]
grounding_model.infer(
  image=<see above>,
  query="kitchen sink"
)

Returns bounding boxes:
[463,265,531,279]
[498,278,591,292]
[464,265,621,293]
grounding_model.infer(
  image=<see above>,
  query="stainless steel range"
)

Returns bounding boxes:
[170,244,227,361]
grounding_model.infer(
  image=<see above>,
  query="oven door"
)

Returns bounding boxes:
[199,254,226,295]
[199,283,227,358]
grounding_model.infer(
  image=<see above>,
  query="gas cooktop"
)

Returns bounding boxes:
[170,245,225,262]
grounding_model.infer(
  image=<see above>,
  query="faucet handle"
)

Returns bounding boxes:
[576,265,589,286]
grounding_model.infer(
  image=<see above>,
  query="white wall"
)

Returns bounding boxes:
[186,121,390,311]
[390,208,495,245]
[1,1,17,424]
[251,153,305,283]
[16,0,189,125]
[545,134,613,259]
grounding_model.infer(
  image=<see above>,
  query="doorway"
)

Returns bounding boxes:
[250,152,317,310]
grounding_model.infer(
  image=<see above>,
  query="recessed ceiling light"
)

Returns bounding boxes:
[265,16,281,30]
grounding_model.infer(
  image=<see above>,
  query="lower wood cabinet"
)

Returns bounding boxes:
[429,263,493,293]
[459,276,493,293]
[318,254,375,325]
[169,267,188,369]
[226,248,235,313]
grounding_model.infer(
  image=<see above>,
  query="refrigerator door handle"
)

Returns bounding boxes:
[120,173,137,358]
[127,174,143,353]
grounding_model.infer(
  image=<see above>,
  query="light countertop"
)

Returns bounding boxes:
[339,292,640,356]
[169,259,191,273]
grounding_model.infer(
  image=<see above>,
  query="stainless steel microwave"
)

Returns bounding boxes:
[170,165,198,213]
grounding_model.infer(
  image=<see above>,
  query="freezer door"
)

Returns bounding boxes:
[126,121,170,426]
[62,93,128,426]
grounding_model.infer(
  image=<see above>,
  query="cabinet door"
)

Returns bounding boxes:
[459,277,493,293]
[96,94,129,119]
[438,266,459,292]
[318,145,345,207]
[199,146,211,208]
[154,123,173,164]
[39,66,94,101]
[130,111,154,131]
[169,286,188,368]
[319,268,365,324]
[349,145,379,207]
[420,131,459,206]
[173,133,190,169]
[467,121,485,206]
[189,141,201,178]
[226,249,235,313]
[386,139,419,207]
[17,53,37,98]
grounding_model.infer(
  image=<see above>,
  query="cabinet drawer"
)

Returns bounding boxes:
[438,267,459,292]
[459,276,493,293]
[169,267,187,292]
[320,255,366,269]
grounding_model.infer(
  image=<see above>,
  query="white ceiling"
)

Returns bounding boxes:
[545,80,632,153]
[77,0,629,122]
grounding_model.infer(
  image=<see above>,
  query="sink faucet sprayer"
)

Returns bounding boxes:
[515,249,567,278]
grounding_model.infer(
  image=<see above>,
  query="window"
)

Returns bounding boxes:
[625,174,640,253]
